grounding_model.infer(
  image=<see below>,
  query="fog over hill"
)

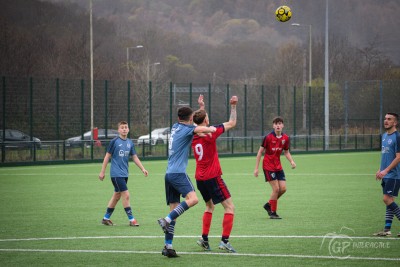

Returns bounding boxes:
[49,0,400,65]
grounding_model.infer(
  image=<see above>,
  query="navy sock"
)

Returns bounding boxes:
[168,201,189,221]
[385,205,394,230]
[124,207,134,221]
[388,202,400,220]
[104,207,115,219]
[165,220,176,249]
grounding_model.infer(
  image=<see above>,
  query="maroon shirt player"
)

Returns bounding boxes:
[191,94,238,253]
[254,116,296,219]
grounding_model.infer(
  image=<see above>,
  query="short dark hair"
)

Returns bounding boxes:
[387,112,399,121]
[177,106,193,121]
[193,109,207,125]
[118,121,128,127]
[272,116,284,124]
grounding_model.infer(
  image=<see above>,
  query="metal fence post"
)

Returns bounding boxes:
[293,85,297,149]
[56,78,60,158]
[127,80,131,138]
[2,77,6,163]
[261,85,264,136]
[277,85,281,116]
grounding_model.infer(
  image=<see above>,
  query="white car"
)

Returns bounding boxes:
[137,127,170,145]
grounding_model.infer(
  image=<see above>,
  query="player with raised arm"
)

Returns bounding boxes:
[192,95,238,253]
[157,98,216,258]
[373,112,400,237]
[99,121,148,227]
[254,116,296,219]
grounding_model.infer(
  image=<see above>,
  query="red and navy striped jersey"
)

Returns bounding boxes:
[261,131,290,171]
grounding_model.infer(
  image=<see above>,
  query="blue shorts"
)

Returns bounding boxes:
[111,177,128,192]
[165,173,195,205]
[381,178,400,197]
[196,176,231,205]
[263,170,286,182]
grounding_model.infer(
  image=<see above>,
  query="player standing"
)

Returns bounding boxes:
[192,95,238,253]
[157,98,216,258]
[253,116,296,219]
[374,112,400,237]
[99,121,148,226]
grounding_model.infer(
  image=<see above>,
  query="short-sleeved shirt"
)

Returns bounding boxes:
[166,123,196,174]
[107,137,136,178]
[261,131,290,172]
[380,130,400,179]
[192,124,225,181]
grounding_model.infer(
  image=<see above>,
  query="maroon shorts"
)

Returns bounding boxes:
[196,176,231,204]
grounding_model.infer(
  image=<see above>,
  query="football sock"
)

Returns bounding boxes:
[202,211,213,240]
[167,201,189,222]
[269,199,277,212]
[165,220,176,249]
[222,213,234,243]
[124,207,134,221]
[385,205,394,231]
[387,202,400,220]
[104,207,115,219]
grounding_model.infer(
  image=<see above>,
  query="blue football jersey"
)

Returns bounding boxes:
[107,137,136,178]
[380,131,400,179]
[166,123,195,173]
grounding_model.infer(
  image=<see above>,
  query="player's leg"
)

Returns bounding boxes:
[196,179,213,251]
[262,170,279,217]
[219,197,236,252]
[374,178,399,236]
[278,180,287,199]
[101,192,120,225]
[101,177,123,226]
[267,179,280,218]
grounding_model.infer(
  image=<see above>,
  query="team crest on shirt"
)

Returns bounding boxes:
[388,139,392,145]
[282,140,285,145]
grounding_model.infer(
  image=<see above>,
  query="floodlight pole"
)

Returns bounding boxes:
[90,0,94,143]
[324,0,330,149]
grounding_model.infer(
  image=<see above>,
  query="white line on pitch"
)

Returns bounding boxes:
[0,248,398,261]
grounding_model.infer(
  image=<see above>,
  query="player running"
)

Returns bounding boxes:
[254,116,296,219]
[192,94,238,253]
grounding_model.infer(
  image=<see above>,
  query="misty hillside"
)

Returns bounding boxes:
[50,0,400,63]
[1,0,399,85]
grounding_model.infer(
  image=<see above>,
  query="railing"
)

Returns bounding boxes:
[0,134,381,165]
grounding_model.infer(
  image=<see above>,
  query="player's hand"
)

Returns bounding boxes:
[230,96,238,105]
[142,169,149,177]
[99,172,105,181]
[254,169,259,177]
[208,126,216,133]
[376,170,385,180]
[198,94,205,109]
[291,161,296,169]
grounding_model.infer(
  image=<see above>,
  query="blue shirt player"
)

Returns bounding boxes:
[157,96,216,258]
[374,112,400,237]
[99,121,148,227]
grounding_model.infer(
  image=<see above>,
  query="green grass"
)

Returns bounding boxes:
[0,152,399,266]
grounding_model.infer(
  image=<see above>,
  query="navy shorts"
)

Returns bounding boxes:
[263,170,286,182]
[111,177,128,192]
[165,173,195,205]
[196,176,231,205]
[381,178,400,197]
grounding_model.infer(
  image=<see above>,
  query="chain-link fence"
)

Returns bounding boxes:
[1,77,398,164]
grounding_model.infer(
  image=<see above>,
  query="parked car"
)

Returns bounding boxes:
[65,129,119,147]
[137,127,170,145]
[0,129,41,149]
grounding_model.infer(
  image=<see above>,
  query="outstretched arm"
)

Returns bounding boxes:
[198,94,205,110]
[223,96,238,131]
